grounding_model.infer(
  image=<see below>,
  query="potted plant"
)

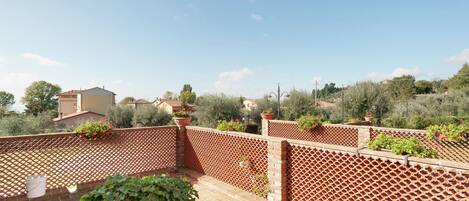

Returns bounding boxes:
[260,109,274,120]
[74,121,112,140]
[426,124,468,142]
[296,115,322,131]
[173,111,191,126]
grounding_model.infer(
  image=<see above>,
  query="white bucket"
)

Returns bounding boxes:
[26,174,46,198]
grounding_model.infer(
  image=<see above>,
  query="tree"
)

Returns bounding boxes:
[179,84,196,104]
[337,81,391,124]
[193,94,243,128]
[106,106,135,128]
[132,105,172,127]
[244,95,278,125]
[446,63,469,89]
[0,91,15,109]
[163,91,177,100]
[281,89,317,121]
[118,97,135,105]
[314,83,342,99]
[22,81,61,115]
[384,75,416,101]
[415,80,433,94]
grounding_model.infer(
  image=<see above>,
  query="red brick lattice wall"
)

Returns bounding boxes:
[0,126,178,199]
[287,143,469,201]
[184,127,268,196]
[371,128,469,163]
[268,121,358,147]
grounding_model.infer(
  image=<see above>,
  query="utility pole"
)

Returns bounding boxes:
[269,83,289,118]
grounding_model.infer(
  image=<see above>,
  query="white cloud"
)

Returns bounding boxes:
[22,53,65,67]
[368,67,425,81]
[0,57,4,63]
[250,13,263,21]
[214,67,254,93]
[449,48,469,64]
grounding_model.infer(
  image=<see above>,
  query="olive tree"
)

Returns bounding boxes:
[193,94,243,128]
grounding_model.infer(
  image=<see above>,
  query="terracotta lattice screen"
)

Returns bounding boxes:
[0,126,178,199]
[286,143,469,201]
[268,120,358,147]
[184,127,268,196]
[371,127,469,163]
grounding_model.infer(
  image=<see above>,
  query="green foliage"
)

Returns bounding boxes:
[296,115,322,131]
[368,134,437,158]
[0,112,56,136]
[368,133,396,150]
[179,84,197,105]
[335,81,391,124]
[193,94,243,128]
[22,81,61,115]
[281,89,316,121]
[415,80,433,94]
[0,91,14,109]
[216,120,245,132]
[313,82,343,99]
[80,174,198,201]
[446,63,469,89]
[384,75,416,101]
[173,111,190,118]
[426,124,467,142]
[74,120,112,140]
[0,115,25,136]
[118,96,135,105]
[106,106,135,128]
[133,105,172,127]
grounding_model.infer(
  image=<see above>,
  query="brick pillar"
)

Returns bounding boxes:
[357,127,371,148]
[176,126,186,168]
[262,119,269,136]
[267,139,287,201]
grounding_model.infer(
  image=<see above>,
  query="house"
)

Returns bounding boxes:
[53,111,107,128]
[154,99,183,114]
[127,99,152,109]
[55,87,116,127]
[243,99,257,111]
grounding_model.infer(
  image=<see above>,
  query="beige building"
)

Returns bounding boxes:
[243,99,258,111]
[127,99,153,109]
[55,87,115,127]
[154,99,183,114]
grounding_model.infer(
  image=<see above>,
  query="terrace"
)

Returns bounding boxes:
[0,119,468,201]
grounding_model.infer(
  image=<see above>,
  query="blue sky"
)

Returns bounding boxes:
[1,0,468,110]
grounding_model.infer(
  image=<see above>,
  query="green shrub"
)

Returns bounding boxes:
[0,115,26,136]
[80,174,198,201]
[193,94,243,128]
[368,133,397,150]
[296,115,322,131]
[382,116,408,128]
[173,110,190,118]
[106,106,134,128]
[216,120,245,132]
[133,105,172,127]
[426,124,467,142]
[74,121,112,140]
[368,133,437,158]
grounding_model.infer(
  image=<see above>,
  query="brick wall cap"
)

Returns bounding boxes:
[268,120,370,130]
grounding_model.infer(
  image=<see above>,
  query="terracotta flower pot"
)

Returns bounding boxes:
[261,113,274,120]
[173,117,191,126]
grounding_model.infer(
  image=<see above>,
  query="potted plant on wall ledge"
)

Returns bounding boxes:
[260,109,274,120]
[426,124,468,142]
[296,115,322,131]
[364,112,373,122]
[173,111,191,126]
[74,120,112,140]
